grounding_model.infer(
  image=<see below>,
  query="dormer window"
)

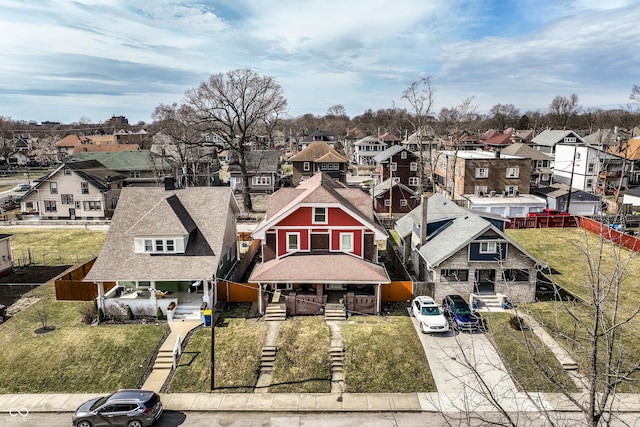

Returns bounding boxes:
[313,207,327,223]
[136,236,184,254]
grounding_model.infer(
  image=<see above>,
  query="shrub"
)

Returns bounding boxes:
[126,305,135,320]
[81,302,98,324]
[156,307,166,320]
[97,307,105,322]
[509,315,526,330]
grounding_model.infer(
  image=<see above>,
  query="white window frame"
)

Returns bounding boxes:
[408,177,420,186]
[339,232,354,251]
[401,151,407,159]
[303,162,310,172]
[64,168,71,175]
[505,185,518,195]
[506,167,519,178]
[410,162,418,171]
[384,199,391,207]
[390,162,397,171]
[251,176,272,186]
[475,168,488,178]
[479,241,497,254]
[286,232,300,251]
[50,182,58,194]
[400,199,408,207]
[81,182,89,194]
[475,185,488,195]
[313,207,327,224]
[83,201,102,211]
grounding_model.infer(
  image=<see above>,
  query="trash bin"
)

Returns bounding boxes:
[203,309,212,327]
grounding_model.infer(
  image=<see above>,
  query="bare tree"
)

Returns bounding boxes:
[489,103,520,131]
[630,84,640,104]
[326,104,347,117]
[184,69,287,211]
[31,134,60,165]
[549,94,581,129]
[152,103,205,187]
[402,76,435,195]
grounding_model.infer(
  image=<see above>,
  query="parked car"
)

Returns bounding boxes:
[0,303,5,323]
[441,294,481,332]
[12,183,31,192]
[527,208,569,217]
[72,389,163,427]
[411,296,450,333]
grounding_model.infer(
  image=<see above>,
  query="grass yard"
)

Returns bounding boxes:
[342,310,436,393]
[0,284,166,393]
[507,228,640,392]
[483,312,578,393]
[269,317,331,393]
[4,227,107,266]
[169,303,266,393]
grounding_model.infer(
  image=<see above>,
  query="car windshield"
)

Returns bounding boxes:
[90,395,111,411]
[421,306,441,316]
[454,305,471,315]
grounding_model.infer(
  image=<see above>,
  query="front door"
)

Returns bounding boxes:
[474,269,496,294]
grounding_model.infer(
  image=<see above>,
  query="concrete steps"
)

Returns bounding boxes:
[260,345,278,373]
[172,304,202,321]
[329,345,344,374]
[264,303,286,321]
[325,303,346,321]
[475,295,502,309]
[152,349,175,370]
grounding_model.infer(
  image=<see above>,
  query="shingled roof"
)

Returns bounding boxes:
[85,187,240,282]
[288,141,347,163]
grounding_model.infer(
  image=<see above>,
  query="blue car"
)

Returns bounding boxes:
[442,294,481,332]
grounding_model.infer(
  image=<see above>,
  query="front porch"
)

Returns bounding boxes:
[258,283,381,317]
[100,281,211,320]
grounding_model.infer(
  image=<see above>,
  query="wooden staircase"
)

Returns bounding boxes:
[324,303,346,321]
[259,346,278,373]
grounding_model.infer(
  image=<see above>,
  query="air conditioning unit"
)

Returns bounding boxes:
[490,190,496,197]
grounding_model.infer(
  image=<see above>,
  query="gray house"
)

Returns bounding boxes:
[228,150,281,193]
[395,194,542,305]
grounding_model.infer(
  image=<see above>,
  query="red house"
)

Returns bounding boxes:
[249,172,390,317]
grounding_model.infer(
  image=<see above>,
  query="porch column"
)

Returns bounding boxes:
[376,283,382,314]
[203,280,211,307]
[258,283,263,315]
[96,282,105,311]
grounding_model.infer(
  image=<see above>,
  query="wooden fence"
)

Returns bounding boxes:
[381,281,413,302]
[216,280,259,302]
[506,215,578,229]
[54,258,116,301]
[579,217,640,252]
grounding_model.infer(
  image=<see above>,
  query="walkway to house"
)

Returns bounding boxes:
[142,319,202,392]
[515,310,586,390]
[326,320,345,393]
[254,320,284,392]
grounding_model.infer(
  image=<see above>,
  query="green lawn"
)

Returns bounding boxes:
[507,228,640,392]
[483,312,578,392]
[0,284,166,393]
[269,317,331,393]
[169,304,266,393]
[342,309,436,393]
[5,227,107,266]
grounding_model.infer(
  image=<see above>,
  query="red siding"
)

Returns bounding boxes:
[276,206,364,227]
[276,229,309,257]
[331,229,363,257]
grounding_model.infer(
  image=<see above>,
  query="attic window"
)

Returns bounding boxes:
[313,207,327,224]
[401,151,407,159]
[64,168,71,175]
[479,241,497,254]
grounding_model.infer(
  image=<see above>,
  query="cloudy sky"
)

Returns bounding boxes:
[1,0,639,124]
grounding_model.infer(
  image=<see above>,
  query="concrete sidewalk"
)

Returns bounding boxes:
[2,392,640,414]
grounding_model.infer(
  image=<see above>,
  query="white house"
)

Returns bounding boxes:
[352,136,387,166]
[554,143,627,194]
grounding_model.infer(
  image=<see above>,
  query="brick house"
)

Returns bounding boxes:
[373,145,421,191]
[288,141,348,186]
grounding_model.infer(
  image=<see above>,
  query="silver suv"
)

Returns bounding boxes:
[72,389,163,427]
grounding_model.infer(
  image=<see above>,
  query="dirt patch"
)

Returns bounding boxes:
[0,265,70,284]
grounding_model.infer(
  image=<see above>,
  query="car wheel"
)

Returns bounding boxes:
[128,421,143,427]
[420,322,426,334]
[76,421,92,427]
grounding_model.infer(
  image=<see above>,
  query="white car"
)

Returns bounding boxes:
[412,296,450,333]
